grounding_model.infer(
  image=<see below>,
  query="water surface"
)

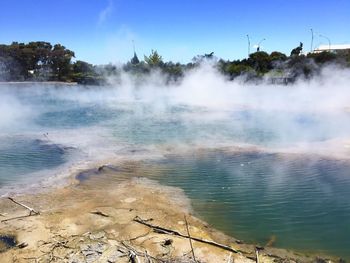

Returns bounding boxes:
[137,151,350,259]
[1,84,350,259]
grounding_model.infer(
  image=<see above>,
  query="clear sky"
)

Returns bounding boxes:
[0,0,349,64]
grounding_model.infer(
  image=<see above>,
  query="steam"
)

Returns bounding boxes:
[0,90,33,132]
[1,63,350,158]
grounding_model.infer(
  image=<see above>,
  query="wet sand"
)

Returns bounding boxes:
[0,157,343,263]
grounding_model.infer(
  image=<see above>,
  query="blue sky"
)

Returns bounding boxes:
[0,0,349,64]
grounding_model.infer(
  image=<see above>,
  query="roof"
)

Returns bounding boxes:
[314,44,350,51]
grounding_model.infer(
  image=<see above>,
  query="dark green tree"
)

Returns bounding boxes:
[144,50,163,67]
[270,51,287,62]
[307,51,337,64]
[49,44,75,81]
[248,51,272,74]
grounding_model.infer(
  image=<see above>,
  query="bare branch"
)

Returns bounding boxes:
[184,215,196,262]
[7,197,40,215]
[133,216,243,254]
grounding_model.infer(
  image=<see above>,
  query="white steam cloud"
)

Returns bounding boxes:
[1,63,350,158]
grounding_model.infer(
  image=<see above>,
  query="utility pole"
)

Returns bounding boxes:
[257,38,266,52]
[310,28,314,53]
[132,40,136,54]
[319,34,331,51]
[247,34,251,57]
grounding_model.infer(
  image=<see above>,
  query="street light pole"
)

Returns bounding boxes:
[132,40,136,54]
[257,38,266,52]
[319,34,331,52]
[247,34,251,57]
[310,28,314,53]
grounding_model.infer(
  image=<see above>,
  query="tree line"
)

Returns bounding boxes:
[1,41,350,84]
[0,41,99,84]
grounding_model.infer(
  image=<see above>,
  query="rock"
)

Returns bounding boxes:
[99,246,127,263]
[162,239,173,246]
[67,254,86,263]
[89,231,106,240]
[17,242,28,249]
[123,197,136,203]
[80,242,107,262]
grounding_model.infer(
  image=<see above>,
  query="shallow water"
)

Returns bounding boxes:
[0,136,68,187]
[139,151,350,259]
[0,84,350,259]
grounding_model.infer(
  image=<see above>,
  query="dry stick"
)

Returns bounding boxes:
[90,210,109,217]
[129,250,140,263]
[1,214,33,223]
[184,215,197,262]
[7,197,40,215]
[121,241,144,263]
[129,230,152,242]
[145,250,152,263]
[133,216,243,254]
[256,249,259,263]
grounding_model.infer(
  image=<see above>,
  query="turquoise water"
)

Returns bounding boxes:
[1,85,350,259]
[0,137,68,187]
[140,151,350,259]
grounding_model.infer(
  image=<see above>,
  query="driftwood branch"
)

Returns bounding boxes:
[1,214,33,223]
[90,210,109,217]
[144,250,152,263]
[7,197,40,215]
[133,216,243,254]
[1,197,40,223]
[184,216,197,262]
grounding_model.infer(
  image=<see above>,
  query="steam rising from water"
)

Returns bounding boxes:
[0,63,350,195]
[0,64,350,257]
[1,64,350,258]
[1,63,350,154]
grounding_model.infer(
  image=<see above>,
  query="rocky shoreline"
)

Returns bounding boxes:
[0,160,345,263]
[0,81,78,86]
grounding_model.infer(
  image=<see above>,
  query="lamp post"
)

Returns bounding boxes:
[310,28,314,52]
[319,34,331,52]
[132,40,136,54]
[247,34,251,57]
[257,38,266,52]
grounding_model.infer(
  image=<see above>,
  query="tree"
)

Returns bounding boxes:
[73,60,94,74]
[71,60,101,84]
[287,54,316,78]
[270,51,287,61]
[162,61,184,81]
[144,50,163,67]
[307,51,337,64]
[248,51,272,74]
[49,44,75,80]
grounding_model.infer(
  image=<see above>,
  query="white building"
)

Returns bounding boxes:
[313,44,350,53]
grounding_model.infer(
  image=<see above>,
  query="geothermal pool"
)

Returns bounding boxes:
[0,77,350,259]
[143,151,350,258]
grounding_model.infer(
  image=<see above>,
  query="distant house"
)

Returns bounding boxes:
[313,44,350,54]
